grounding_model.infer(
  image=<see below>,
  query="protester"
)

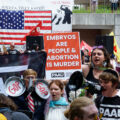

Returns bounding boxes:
[95,69,120,120]
[83,49,90,64]
[9,69,47,120]
[5,43,20,55]
[0,49,3,55]
[116,61,120,75]
[0,93,30,120]
[82,46,113,84]
[34,44,40,52]
[81,50,84,64]
[64,96,98,120]
[109,0,119,13]
[90,0,98,12]
[45,80,69,120]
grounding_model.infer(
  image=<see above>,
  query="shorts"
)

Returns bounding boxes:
[111,3,118,10]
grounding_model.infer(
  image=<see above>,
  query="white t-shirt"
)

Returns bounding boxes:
[45,106,68,120]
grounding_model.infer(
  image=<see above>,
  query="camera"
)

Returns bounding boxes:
[83,81,101,95]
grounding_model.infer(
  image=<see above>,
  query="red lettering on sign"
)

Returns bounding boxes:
[37,83,48,95]
[8,81,21,94]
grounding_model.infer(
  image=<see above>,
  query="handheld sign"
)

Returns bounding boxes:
[35,80,50,99]
[44,32,81,80]
[5,76,26,97]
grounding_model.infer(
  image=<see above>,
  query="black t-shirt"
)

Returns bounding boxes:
[86,67,99,84]
[95,91,120,120]
[7,49,20,55]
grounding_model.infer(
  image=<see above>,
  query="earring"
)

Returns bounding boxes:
[103,61,107,67]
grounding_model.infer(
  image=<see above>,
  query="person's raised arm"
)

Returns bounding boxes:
[81,64,90,78]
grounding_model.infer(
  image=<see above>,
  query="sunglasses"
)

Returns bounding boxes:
[92,45,104,50]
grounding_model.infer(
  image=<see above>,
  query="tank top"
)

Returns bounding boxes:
[86,68,99,84]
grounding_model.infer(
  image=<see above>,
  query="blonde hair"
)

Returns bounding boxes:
[23,69,37,78]
[64,96,94,120]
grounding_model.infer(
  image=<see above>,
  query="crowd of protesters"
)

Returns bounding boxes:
[0,42,120,120]
[0,42,41,56]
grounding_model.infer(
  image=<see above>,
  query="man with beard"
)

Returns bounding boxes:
[95,69,120,120]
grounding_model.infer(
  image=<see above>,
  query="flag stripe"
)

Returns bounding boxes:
[0,29,30,33]
[25,16,51,18]
[24,26,52,30]
[24,18,51,20]
[25,11,51,13]
[25,20,51,23]
[25,13,51,16]
[0,39,25,43]
[0,10,52,45]
[0,42,25,45]
[0,32,27,35]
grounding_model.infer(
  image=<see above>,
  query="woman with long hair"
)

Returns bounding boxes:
[82,46,113,84]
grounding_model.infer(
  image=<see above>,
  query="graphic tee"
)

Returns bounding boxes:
[95,90,120,120]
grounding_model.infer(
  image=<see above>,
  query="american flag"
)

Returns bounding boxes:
[0,10,52,45]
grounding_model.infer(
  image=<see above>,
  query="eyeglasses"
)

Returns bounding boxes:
[92,45,104,50]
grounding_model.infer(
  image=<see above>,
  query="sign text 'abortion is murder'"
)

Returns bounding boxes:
[44,32,81,80]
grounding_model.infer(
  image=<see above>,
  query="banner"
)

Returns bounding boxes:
[0,10,52,45]
[0,51,47,83]
[80,40,92,56]
[44,32,81,80]
[0,0,73,50]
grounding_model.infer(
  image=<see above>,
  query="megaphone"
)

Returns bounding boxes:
[5,76,50,99]
[65,71,102,100]
[35,79,50,99]
[5,76,26,97]
[67,71,84,90]
[65,71,84,100]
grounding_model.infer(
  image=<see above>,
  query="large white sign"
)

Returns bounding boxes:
[0,0,74,33]
[0,0,74,50]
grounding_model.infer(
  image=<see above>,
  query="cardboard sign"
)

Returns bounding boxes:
[44,32,81,79]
